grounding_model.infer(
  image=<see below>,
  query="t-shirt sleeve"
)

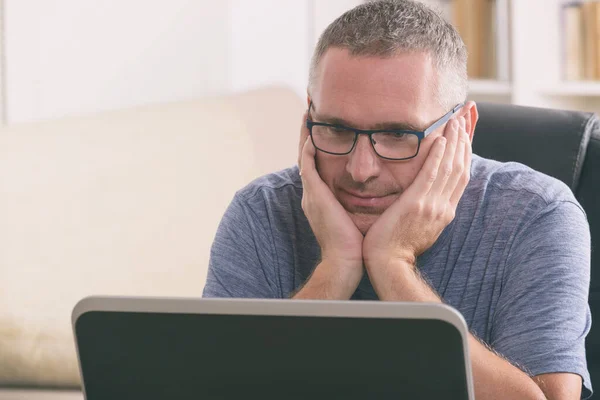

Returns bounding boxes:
[202,192,280,299]
[491,200,593,398]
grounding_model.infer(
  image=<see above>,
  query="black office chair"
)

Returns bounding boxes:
[473,102,600,395]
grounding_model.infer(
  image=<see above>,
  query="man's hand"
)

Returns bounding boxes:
[295,112,364,299]
[363,115,471,274]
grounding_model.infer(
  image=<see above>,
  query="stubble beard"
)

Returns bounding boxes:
[347,211,380,236]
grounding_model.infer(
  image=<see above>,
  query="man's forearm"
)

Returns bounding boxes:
[292,260,362,300]
[368,259,547,400]
[469,335,547,399]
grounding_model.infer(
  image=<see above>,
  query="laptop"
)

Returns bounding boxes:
[72,296,475,400]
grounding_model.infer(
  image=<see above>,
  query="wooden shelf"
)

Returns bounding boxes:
[540,82,600,97]
[468,79,512,95]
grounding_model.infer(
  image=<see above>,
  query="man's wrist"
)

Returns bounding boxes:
[364,248,416,273]
[364,255,440,302]
[293,259,363,300]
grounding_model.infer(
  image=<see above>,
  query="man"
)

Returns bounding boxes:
[203,1,592,399]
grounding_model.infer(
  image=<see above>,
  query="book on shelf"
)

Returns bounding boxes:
[583,2,598,80]
[564,2,585,80]
[596,2,600,79]
[561,0,600,81]
[494,0,510,81]
[451,0,510,81]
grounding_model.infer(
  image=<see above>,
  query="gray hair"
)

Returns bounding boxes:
[308,0,468,109]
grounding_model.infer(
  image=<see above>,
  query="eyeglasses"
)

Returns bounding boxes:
[306,102,465,161]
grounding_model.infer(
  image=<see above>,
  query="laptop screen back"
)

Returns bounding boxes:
[75,309,469,400]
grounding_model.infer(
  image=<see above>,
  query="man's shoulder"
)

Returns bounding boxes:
[469,154,577,206]
[234,165,303,205]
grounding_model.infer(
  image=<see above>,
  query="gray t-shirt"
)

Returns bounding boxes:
[203,154,593,398]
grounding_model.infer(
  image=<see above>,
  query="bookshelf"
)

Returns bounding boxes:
[312,0,600,115]
[469,79,512,95]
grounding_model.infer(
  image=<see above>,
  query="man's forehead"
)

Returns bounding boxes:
[312,48,440,130]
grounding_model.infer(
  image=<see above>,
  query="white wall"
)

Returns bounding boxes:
[229,0,310,98]
[3,0,369,124]
[0,0,5,124]
[5,0,231,124]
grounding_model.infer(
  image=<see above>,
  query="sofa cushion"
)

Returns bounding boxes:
[0,388,82,400]
[0,318,80,387]
[0,86,305,387]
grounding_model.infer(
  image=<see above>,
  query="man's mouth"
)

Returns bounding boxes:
[337,189,397,212]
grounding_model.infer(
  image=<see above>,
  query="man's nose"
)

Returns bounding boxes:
[345,134,381,184]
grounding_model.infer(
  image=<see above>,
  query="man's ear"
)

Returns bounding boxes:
[461,101,479,142]
[307,94,312,108]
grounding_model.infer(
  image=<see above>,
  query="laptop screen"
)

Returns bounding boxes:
[75,310,469,400]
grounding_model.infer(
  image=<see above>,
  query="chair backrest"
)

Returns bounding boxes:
[472,102,600,389]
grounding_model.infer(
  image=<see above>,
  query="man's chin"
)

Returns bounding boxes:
[348,212,379,236]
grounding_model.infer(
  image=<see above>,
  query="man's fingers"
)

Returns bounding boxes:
[299,134,318,189]
[299,132,340,213]
[298,111,310,169]
[405,134,447,197]
[428,117,459,197]
[441,116,467,199]
[450,118,472,207]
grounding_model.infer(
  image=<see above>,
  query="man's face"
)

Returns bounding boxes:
[309,48,450,235]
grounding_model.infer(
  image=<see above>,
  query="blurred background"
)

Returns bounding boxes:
[2,0,600,126]
[2,1,600,397]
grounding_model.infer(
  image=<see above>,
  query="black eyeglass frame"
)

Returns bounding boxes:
[306,101,465,161]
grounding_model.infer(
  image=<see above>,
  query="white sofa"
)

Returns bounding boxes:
[0,87,305,399]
